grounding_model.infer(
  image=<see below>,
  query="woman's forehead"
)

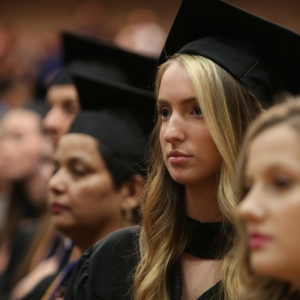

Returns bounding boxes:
[54,134,100,160]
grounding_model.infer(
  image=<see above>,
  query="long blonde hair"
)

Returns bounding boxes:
[133,54,263,300]
[235,98,300,300]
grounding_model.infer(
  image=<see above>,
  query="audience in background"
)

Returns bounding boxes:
[0,106,53,299]
[114,8,166,57]
[0,1,166,114]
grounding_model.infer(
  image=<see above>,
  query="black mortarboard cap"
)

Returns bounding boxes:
[68,73,155,182]
[69,110,148,165]
[72,72,155,134]
[158,0,300,104]
[51,32,156,90]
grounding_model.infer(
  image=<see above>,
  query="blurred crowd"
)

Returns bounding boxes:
[0,1,166,113]
[0,2,166,299]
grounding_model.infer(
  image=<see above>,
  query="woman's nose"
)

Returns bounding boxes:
[238,186,267,223]
[48,170,67,195]
[163,115,185,144]
[43,108,66,138]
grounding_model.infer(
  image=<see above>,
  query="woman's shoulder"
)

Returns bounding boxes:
[92,225,140,256]
[87,225,141,281]
[64,226,141,300]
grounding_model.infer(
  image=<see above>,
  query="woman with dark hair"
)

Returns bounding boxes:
[14,71,155,300]
[64,0,300,299]
[11,31,156,300]
[48,110,144,254]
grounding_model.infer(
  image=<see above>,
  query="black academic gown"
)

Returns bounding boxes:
[0,227,36,300]
[64,226,221,300]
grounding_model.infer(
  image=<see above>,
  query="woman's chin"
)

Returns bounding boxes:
[250,252,290,282]
[169,173,195,186]
[51,216,73,235]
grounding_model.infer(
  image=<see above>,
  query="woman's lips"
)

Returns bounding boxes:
[50,203,67,214]
[249,232,271,249]
[168,150,192,164]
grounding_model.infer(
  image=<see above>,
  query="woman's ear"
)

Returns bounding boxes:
[120,175,145,211]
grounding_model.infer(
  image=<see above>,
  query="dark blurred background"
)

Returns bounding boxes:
[0,0,300,33]
[0,0,299,111]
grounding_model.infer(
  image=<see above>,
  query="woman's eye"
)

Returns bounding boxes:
[66,107,77,115]
[192,106,202,116]
[158,108,171,119]
[72,167,87,176]
[273,175,291,190]
[64,103,79,115]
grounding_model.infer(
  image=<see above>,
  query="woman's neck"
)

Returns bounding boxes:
[185,181,223,223]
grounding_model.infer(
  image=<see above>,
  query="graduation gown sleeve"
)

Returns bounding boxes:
[64,226,140,300]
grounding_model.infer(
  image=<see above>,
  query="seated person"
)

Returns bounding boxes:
[0,106,53,300]
[18,70,155,300]
[237,98,300,299]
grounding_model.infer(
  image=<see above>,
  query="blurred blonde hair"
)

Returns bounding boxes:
[235,97,300,300]
[133,54,263,300]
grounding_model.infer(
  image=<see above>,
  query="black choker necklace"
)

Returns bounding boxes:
[184,217,225,259]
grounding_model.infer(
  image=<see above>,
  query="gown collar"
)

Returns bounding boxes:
[169,217,224,299]
[184,216,224,259]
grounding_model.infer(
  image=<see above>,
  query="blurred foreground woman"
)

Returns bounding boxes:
[236,98,300,299]
[0,106,53,299]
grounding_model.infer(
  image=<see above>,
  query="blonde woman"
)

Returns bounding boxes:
[64,1,300,299]
[236,99,300,300]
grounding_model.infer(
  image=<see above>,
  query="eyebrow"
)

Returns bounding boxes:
[157,97,197,105]
[46,98,78,107]
[60,99,80,108]
[246,162,300,178]
[52,156,93,166]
